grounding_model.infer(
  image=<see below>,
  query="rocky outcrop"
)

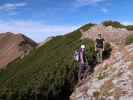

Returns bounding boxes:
[81,25,133,45]
[70,43,133,100]
[0,32,37,69]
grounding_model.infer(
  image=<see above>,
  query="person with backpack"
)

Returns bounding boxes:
[78,44,87,81]
[74,44,91,82]
[95,33,105,63]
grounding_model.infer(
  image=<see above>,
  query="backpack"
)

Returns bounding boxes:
[74,50,79,61]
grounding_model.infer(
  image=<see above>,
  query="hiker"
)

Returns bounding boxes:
[95,33,105,63]
[78,44,87,81]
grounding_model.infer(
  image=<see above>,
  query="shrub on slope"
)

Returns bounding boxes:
[102,21,124,28]
[126,34,133,45]
[102,20,133,30]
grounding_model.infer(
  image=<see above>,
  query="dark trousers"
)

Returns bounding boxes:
[78,63,88,80]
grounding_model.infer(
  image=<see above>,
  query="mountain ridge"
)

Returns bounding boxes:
[0,21,133,100]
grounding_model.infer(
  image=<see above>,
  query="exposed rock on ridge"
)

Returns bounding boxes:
[70,43,133,100]
[81,25,133,44]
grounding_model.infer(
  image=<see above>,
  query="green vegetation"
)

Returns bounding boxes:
[126,25,133,30]
[126,34,133,45]
[102,21,124,28]
[80,23,96,31]
[0,25,95,100]
[103,42,112,60]
[102,20,133,30]
[96,71,107,80]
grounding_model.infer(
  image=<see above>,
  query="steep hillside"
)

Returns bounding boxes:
[0,24,95,100]
[70,43,133,100]
[0,32,37,69]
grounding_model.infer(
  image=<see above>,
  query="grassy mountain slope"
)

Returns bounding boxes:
[0,24,95,100]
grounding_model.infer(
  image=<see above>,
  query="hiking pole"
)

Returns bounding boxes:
[82,55,89,79]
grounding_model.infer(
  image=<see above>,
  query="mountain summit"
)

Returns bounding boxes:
[0,32,37,69]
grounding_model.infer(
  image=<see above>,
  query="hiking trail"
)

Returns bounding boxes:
[70,43,133,100]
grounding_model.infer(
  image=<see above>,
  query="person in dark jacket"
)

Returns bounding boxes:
[95,33,105,63]
[78,44,86,81]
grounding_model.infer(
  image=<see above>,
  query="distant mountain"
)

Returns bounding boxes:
[0,32,37,69]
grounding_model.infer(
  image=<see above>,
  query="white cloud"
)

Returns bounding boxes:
[78,0,105,4]
[0,20,79,42]
[0,2,27,12]
[122,21,133,25]
[101,8,108,13]
[75,0,107,7]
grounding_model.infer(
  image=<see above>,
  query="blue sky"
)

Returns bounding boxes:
[0,0,132,42]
